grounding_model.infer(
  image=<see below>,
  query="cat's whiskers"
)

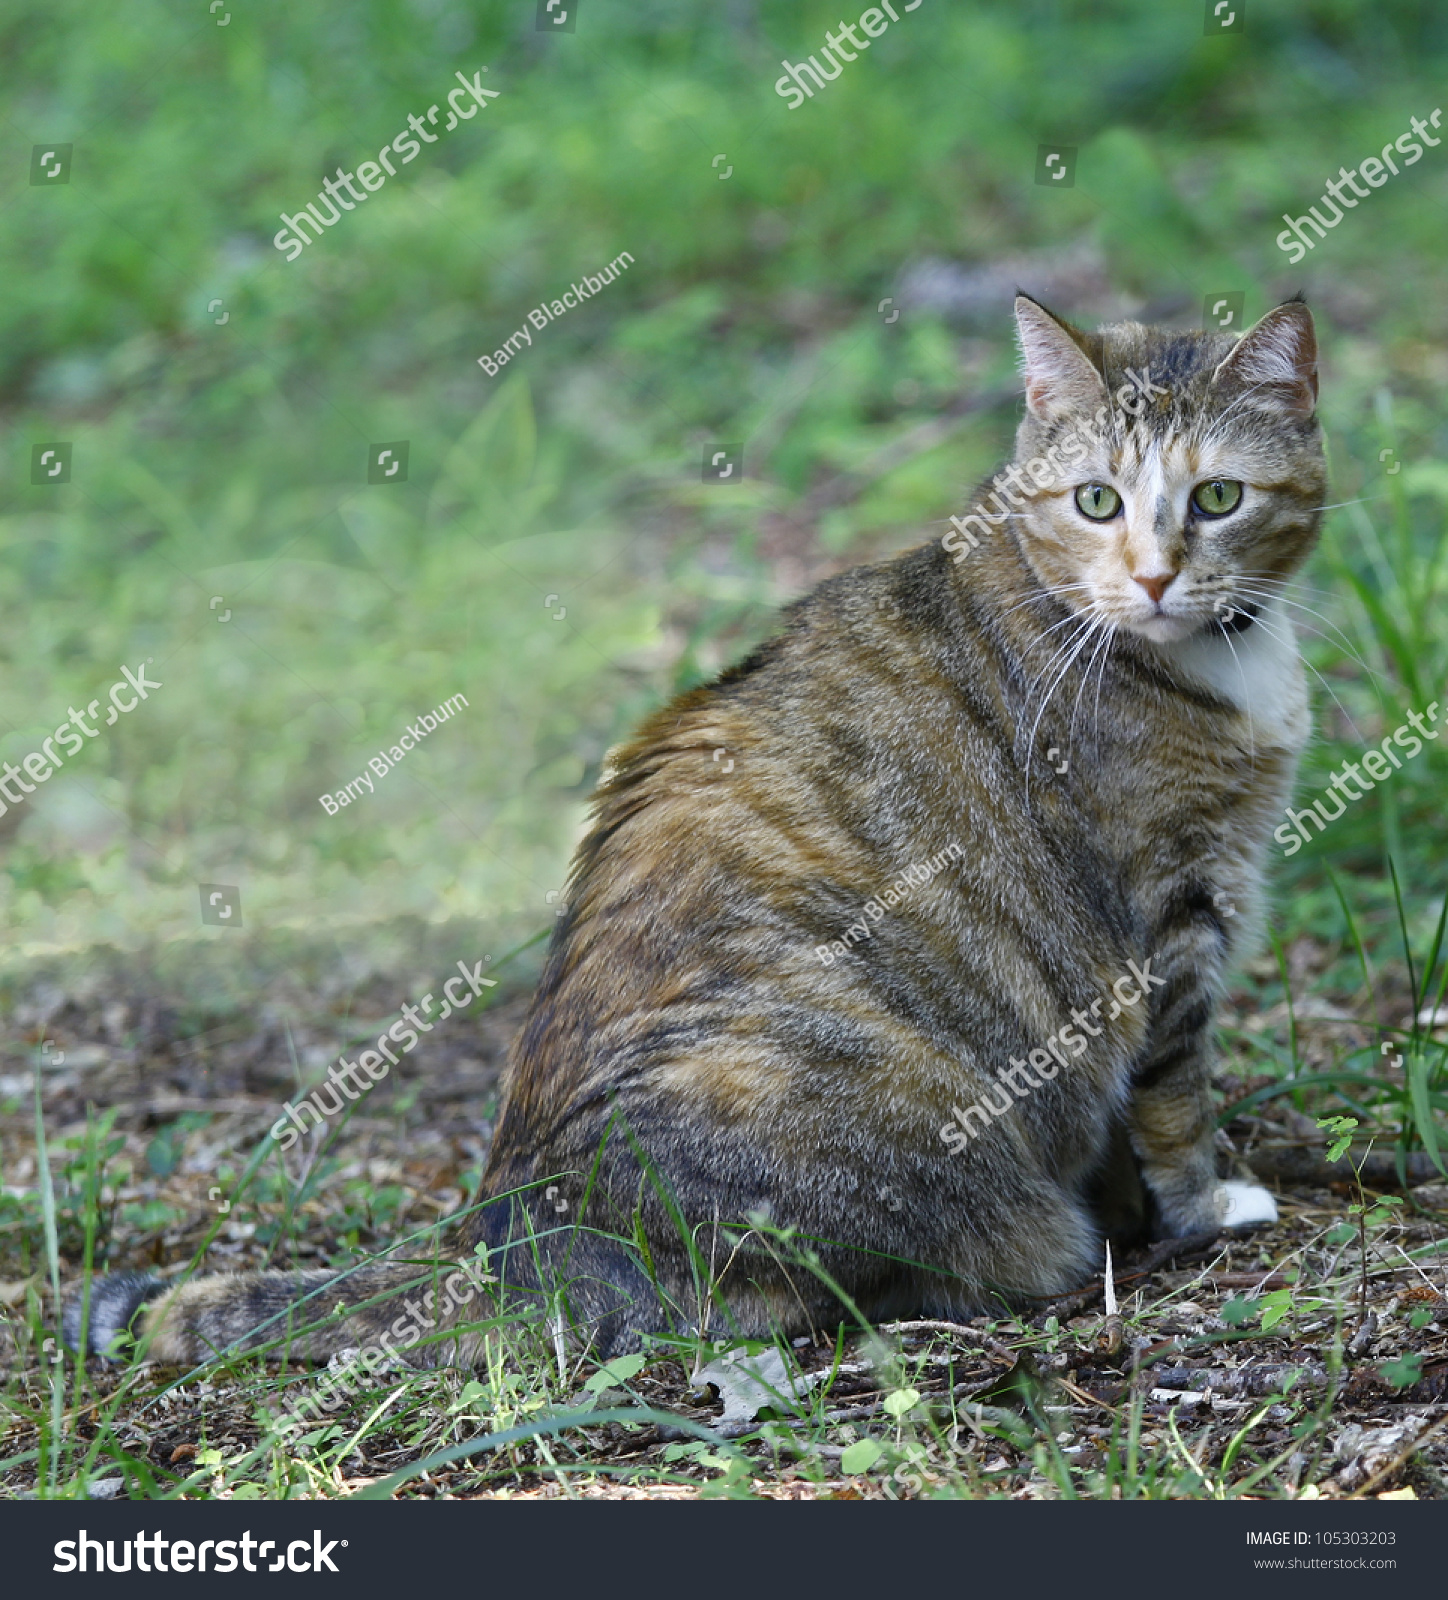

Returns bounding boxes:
[1295,496,1379,516]
[1025,607,1099,657]
[1214,622,1258,769]
[1015,594,1101,669]
[1067,609,1117,752]
[1021,613,1096,724]
[1023,611,1102,808]
[1091,621,1122,747]
[1081,616,1120,753]
[1272,571,1361,613]
[996,582,1095,625]
[1233,586,1383,705]
[1235,606,1368,742]
[1003,613,1092,658]
[1232,580,1378,680]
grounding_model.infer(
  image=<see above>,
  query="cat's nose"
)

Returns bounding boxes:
[1132,571,1177,604]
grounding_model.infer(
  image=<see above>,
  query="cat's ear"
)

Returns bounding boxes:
[1210,299,1318,416]
[1013,295,1108,421]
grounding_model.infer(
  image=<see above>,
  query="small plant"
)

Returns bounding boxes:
[1221,1287,1293,1332]
[1379,1351,1424,1390]
[1317,1115,1406,1314]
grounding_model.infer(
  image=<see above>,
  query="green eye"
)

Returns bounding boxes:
[1074,483,1121,520]
[1192,479,1243,516]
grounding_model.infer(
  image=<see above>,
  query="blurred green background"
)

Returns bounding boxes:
[2,0,1447,1025]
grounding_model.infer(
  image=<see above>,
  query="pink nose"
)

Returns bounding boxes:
[1134,572,1176,605]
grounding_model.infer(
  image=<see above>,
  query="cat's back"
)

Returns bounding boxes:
[483,538,1126,1178]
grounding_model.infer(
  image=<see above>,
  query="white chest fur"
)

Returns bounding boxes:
[1155,601,1310,753]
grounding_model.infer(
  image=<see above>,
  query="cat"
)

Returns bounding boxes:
[67,294,1323,1371]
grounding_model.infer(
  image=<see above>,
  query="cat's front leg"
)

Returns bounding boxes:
[1126,957,1276,1236]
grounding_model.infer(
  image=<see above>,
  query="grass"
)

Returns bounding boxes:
[4,1006,1447,1500]
[4,1144,1446,1500]
[2,0,1448,1499]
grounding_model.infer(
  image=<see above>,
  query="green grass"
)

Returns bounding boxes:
[6,1120,1444,1501]
[5,0,1448,955]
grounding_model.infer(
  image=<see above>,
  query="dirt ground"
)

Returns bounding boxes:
[2,930,1445,1500]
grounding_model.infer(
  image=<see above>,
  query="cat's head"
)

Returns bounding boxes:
[999,295,1326,644]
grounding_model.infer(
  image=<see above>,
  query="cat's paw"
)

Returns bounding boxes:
[1215,1180,1278,1229]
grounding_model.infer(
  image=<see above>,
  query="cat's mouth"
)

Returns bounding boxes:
[1131,612,1201,643]
[1122,599,1258,645]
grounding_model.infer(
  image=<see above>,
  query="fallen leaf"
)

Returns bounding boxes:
[840,1437,883,1475]
[695,1346,825,1425]
[1333,1415,1428,1490]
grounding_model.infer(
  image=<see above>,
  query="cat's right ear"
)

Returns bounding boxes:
[1013,294,1108,421]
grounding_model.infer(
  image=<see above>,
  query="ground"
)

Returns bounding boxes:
[3,929,1445,1502]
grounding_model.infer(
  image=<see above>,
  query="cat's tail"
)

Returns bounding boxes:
[62,1255,495,1369]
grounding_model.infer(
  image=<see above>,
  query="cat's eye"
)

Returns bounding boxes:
[1074,483,1122,521]
[1191,479,1243,517]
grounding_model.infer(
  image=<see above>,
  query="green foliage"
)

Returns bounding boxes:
[840,1436,883,1475]
[2,0,1446,982]
[1318,1115,1359,1166]
[1380,1351,1424,1389]
[582,1354,646,1393]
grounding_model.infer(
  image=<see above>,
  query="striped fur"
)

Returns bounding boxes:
[69,298,1324,1365]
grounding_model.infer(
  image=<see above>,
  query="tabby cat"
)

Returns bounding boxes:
[68,295,1322,1367]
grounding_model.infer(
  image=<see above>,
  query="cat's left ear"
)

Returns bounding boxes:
[1210,299,1318,416]
[1014,295,1108,421]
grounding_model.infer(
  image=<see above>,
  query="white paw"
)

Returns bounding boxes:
[1216,1180,1278,1228]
